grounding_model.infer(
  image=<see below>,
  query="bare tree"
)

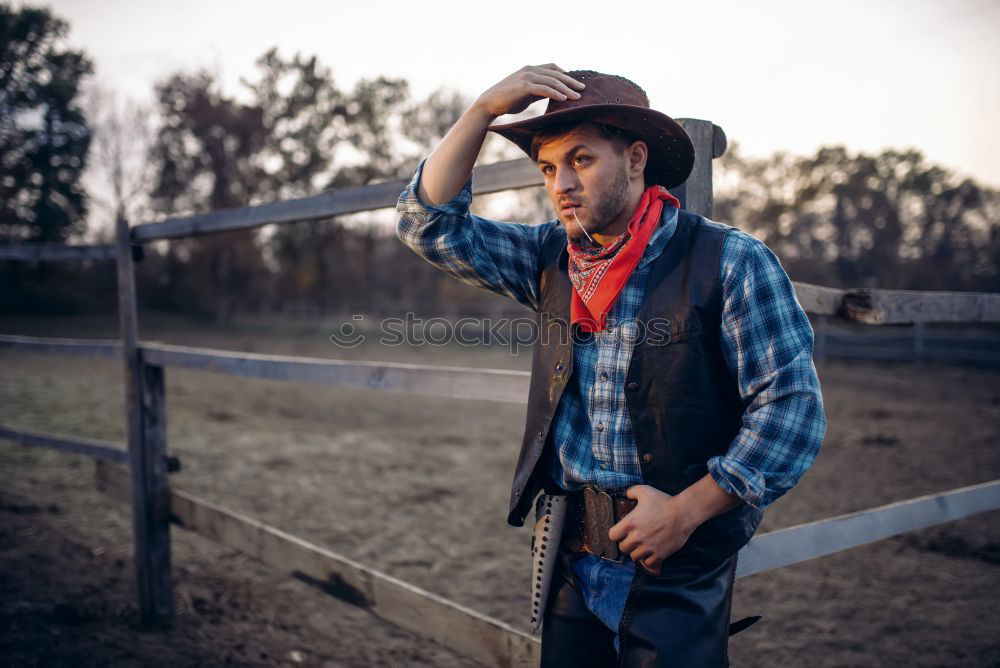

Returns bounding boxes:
[80,82,154,241]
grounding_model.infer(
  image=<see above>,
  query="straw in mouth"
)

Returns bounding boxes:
[572,207,595,245]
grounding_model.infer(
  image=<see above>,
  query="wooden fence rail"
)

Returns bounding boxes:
[811,319,1000,364]
[6,329,1000,406]
[0,426,128,463]
[735,479,1000,578]
[0,334,121,358]
[140,341,531,402]
[0,243,116,261]
[129,159,543,242]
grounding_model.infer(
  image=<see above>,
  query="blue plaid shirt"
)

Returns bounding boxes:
[396,158,826,512]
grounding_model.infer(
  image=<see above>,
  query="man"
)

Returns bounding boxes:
[395,65,826,667]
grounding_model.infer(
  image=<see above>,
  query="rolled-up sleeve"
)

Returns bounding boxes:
[706,228,827,511]
[395,157,549,311]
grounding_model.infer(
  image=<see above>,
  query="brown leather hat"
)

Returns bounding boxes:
[487,70,695,189]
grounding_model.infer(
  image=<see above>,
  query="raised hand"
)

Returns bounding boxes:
[415,64,585,206]
[474,64,586,119]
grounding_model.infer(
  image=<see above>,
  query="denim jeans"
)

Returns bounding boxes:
[569,553,636,652]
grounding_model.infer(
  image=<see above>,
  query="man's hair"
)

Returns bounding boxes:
[530,120,639,163]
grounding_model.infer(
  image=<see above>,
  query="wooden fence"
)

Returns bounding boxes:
[811,318,1000,365]
[2,118,1000,667]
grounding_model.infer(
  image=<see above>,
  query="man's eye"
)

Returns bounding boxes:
[540,165,553,174]
[575,156,591,165]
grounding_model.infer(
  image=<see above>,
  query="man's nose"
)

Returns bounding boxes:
[553,166,579,194]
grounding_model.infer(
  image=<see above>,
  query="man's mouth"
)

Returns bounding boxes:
[560,203,581,215]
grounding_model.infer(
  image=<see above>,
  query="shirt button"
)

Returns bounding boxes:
[627,382,639,391]
[595,422,605,432]
[642,453,654,463]
[600,372,609,382]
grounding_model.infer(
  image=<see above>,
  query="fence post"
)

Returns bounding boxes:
[674,119,727,217]
[115,213,173,625]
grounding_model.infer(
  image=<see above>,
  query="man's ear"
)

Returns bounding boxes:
[627,140,648,178]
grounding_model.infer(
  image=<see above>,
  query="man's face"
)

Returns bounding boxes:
[535,122,636,244]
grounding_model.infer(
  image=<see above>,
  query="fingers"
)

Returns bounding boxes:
[525,74,580,101]
[526,82,575,102]
[618,534,641,555]
[639,557,662,576]
[610,525,665,574]
[546,68,587,91]
[532,63,583,87]
[607,518,627,543]
[628,544,654,562]
[526,65,586,94]
[614,522,645,554]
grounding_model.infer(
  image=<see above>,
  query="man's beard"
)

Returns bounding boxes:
[568,159,631,244]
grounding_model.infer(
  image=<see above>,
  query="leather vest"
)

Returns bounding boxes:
[508,209,764,565]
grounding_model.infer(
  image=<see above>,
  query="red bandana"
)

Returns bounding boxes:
[567,185,680,332]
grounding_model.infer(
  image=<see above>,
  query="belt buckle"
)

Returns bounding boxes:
[583,485,624,563]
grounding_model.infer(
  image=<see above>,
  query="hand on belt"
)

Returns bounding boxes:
[561,486,766,638]
[564,486,637,563]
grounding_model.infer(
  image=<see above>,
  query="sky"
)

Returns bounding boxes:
[45,0,1000,189]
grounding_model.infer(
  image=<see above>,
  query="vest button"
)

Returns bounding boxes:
[554,361,564,371]
[642,453,654,463]
[627,382,639,391]
[537,431,545,440]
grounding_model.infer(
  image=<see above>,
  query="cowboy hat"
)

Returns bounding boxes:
[486,70,694,190]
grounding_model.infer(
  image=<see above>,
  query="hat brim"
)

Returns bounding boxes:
[487,104,694,190]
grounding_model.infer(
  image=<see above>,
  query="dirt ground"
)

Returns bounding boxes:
[1,312,998,667]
